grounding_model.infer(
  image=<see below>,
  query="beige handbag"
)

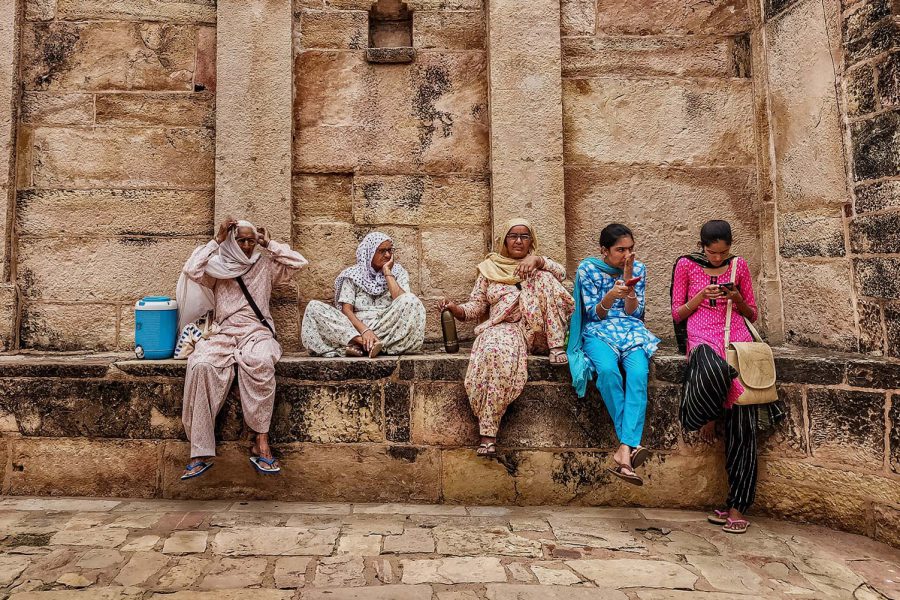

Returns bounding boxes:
[724,260,778,405]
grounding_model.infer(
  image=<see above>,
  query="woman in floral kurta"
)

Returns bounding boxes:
[440,219,575,455]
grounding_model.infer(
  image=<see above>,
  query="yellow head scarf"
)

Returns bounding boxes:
[477,218,538,285]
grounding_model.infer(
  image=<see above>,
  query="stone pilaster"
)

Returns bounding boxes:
[486,0,567,263]
[1,0,19,280]
[215,0,294,242]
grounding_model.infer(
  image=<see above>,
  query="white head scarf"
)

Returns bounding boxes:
[333,231,408,306]
[176,220,263,331]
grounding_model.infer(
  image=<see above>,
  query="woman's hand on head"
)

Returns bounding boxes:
[438,298,465,320]
[515,255,544,278]
[216,218,237,244]
[256,226,270,248]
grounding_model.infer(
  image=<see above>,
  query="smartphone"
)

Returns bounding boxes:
[625,276,642,287]
[718,282,734,292]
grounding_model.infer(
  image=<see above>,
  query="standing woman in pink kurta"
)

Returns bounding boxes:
[439,219,575,456]
[177,218,308,480]
[671,220,784,534]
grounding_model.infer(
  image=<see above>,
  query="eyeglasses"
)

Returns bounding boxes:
[375,247,395,256]
[235,237,257,246]
[505,234,532,242]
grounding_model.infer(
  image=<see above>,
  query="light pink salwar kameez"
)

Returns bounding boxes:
[181,239,308,458]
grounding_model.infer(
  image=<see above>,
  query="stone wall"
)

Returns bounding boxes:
[12,0,216,351]
[0,349,897,547]
[292,0,491,345]
[842,0,900,357]
[560,0,763,337]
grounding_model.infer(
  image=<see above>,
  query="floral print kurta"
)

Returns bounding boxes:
[459,259,574,437]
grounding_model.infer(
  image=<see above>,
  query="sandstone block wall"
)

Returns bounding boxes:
[561,0,762,337]
[293,0,490,345]
[842,0,900,357]
[13,0,216,351]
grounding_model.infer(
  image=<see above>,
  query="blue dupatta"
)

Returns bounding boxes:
[566,257,623,398]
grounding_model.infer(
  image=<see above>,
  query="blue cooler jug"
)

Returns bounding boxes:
[134,296,178,359]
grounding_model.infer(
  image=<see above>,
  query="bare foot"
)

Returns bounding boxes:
[698,421,717,445]
[252,433,279,468]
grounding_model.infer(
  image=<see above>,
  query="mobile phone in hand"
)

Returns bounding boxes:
[625,276,642,287]
[718,282,734,292]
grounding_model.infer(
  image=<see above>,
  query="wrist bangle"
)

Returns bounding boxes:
[599,299,611,311]
[361,328,371,335]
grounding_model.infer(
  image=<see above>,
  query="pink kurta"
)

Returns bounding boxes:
[671,256,758,406]
[459,259,574,437]
[182,239,308,458]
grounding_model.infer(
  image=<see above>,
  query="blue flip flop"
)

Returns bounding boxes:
[180,460,213,480]
[250,455,281,475]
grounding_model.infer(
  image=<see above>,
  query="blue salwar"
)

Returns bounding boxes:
[568,257,659,448]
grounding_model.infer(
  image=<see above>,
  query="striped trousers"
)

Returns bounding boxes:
[679,343,758,513]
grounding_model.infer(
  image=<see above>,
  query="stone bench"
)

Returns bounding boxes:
[0,347,898,548]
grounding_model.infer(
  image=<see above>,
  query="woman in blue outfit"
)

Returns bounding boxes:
[568,224,660,485]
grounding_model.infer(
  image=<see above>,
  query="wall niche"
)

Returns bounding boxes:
[366,0,416,64]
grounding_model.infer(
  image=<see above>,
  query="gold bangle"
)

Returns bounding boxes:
[599,299,612,311]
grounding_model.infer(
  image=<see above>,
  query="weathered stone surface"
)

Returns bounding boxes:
[398,355,469,381]
[0,284,18,352]
[0,555,32,586]
[595,0,749,34]
[760,385,807,457]
[150,592,292,600]
[56,0,216,22]
[384,382,411,443]
[759,459,900,508]
[95,93,214,127]
[6,438,160,498]
[852,111,900,182]
[298,9,367,49]
[161,442,442,502]
[278,356,398,381]
[878,51,900,109]
[773,348,846,384]
[402,557,507,584]
[20,92,93,125]
[294,174,353,223]
[847,357,900,389]
[856,257,900,300]
[22,22,197,91]
[766,0,847,211]
[274,556,311,588]
[272,384,383,443]
[200,557,267,589]
[352,174,490,227]
[29,127,214,189]
[563,78,754,165]
[686,555,766,595]
[845,63,877,117]
[383,526,435,554]
[212,526,339,556]
[858,299,886,354]
[17,189,212,237]
[155,556,208,590]
[874,503,900,547]
[856,180,900,213]
[295,51,489,174]
[486,586,625,600]
[162,531,208,555]
[562,36,734,78]
[411,382,478,446]
[122,535,161,552]
[433,523,543,557]
[18,237,201,301]
[413,11,484,50]
[303,587,435,600]
[808,388,885,465]
[18,303,118,350]
[560,0,594,35]
[779,209,846,257]
[194,26,216,92]
[564,165,759,337]
[315,555,366,586]
[845,15,900,68]
[567,558,698,589]
[851,212,900,254]
[114,551,169,586]
[780,259,856,350]
[548,515,645,551]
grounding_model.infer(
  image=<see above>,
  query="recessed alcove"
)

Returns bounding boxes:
[366,0,416,64]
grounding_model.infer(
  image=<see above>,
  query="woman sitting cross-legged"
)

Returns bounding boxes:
[302,232,426,358]
[567,223,660,486]
[671,219,785,534]
[439,219,575,457]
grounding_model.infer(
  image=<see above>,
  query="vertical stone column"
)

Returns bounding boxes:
[215,0,293,242]
[486,0,567,263]
[0,0,20,351]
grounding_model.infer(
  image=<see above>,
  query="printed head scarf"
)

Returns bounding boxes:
[333,232,409,306]
[176,219,263,332]
[476,218,539,285]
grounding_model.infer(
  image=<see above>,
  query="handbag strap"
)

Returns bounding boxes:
[235,275,277,339]
[723,258,738,347]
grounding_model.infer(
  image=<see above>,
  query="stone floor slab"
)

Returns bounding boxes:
[0,555,31,586]
[531,562,583,585]
[113,551,169,587]
[274,556,311,588]
[162,530,208,555]
[150,592,292,600]
[354,503,468,516]
[0,498,121,512]
[200,557,267,589]
[383,526,435,554]
[314,555,366,587]
[433,523,543,557]
[401,557,507,584]
[10,588,136,599]
[687,555,767,595]
[567,558,698,589]
[230,501,351,515]
[211,526,339,556]
[49,528,128,548]
[301,586,434,599]
[485,584,628,599]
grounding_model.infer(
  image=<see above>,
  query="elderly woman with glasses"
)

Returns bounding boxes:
[302,232,426,358]
[439,219,574,456]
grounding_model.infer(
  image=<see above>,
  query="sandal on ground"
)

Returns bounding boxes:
[630,446,649,469]
[250,455,281,475]
[548,349,568,366]
[476,442,497,456]
[707,509,729,525]
[368,341,383,359]
[345,344,365,358]
[608,464,643,486]
[723,517,750,534]
[180,460,213,481]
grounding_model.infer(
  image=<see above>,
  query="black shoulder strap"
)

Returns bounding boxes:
[235,275,276,339]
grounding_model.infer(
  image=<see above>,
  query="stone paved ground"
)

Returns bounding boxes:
[0,498,899,599]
